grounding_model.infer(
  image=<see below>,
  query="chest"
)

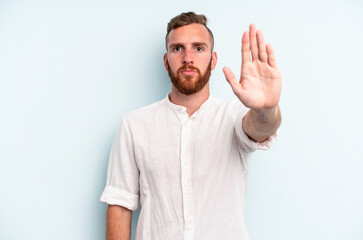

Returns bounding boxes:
[132,113,238,185]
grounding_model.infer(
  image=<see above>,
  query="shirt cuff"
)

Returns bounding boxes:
[234,107,277,152]
[100,185,139,211]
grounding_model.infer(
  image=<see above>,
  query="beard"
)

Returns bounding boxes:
[167,59,212,95]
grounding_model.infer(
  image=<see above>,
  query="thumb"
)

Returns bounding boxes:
[223,66,242,95]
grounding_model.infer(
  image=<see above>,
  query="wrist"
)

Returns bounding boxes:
[251,105,279,116]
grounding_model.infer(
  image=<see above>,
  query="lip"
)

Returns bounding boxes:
[181,70,197,76]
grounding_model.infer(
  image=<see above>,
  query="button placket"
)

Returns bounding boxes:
[180,118,194,240]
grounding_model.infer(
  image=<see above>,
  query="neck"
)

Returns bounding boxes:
[170,83,210,117]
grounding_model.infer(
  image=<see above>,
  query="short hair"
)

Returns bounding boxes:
[165,12,214,52]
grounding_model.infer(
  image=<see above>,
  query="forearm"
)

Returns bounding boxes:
[106,205,132,240]
[242,106,281,142]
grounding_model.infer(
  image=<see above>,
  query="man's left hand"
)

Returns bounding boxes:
[223,24,281,113]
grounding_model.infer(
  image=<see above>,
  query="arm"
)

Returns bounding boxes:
[106,205,132,240]
[223,24,282,142]
[243,106,281,142]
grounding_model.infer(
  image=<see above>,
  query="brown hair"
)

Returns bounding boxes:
[165,12,214,51]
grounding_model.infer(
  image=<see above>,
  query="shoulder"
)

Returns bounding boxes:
[122,98,166,125]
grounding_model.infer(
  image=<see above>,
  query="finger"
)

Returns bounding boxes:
[249,24,258,61]
[266,43,277,68]
[241,31,250,64]
[223,66,242,95]
[256,30,267,62]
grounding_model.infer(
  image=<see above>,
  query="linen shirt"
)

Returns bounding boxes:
[100,94,275,240]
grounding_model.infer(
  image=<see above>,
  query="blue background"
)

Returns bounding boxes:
[1,0,362,239]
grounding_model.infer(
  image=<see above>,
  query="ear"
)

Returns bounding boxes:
[211,51,217,70]
[163,53,168,71]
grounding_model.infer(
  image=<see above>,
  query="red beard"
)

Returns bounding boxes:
[167,59,212,95]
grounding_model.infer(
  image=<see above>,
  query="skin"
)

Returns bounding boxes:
[106,205,132,240]
[223,24,282,142]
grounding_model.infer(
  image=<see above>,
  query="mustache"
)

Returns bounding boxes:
[177,65,201,74]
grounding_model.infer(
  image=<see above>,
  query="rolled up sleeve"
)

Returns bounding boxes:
[100,118,139,211]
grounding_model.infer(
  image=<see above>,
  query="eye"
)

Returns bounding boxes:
[196,46,204,52]
[173,46,182,52]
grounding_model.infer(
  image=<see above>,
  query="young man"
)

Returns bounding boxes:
[101,12,281,240]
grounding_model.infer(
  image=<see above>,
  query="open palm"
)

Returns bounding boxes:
[223,24,281,111]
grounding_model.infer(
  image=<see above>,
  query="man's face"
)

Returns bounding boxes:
[164,23,217,95]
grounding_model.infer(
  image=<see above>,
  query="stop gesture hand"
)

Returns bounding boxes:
[223,24,281,113]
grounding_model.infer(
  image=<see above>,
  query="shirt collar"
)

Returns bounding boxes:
[164,92,214,116]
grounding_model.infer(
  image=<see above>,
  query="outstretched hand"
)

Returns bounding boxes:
[223,24,281,112]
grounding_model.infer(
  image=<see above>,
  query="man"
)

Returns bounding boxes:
[100,12,281,240]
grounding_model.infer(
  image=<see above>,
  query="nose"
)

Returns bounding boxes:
[183,50,193,65]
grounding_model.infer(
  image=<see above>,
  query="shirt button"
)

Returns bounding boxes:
[182,152,187,157]
[183,122,188,127]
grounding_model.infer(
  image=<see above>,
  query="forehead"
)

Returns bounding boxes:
[167,23,211,47]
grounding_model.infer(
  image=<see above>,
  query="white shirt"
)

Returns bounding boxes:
[100,94,275,240]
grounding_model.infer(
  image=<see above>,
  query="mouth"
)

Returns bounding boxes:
[181,69,197,76]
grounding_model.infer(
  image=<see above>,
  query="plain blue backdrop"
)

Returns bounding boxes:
[1,0,362,239]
